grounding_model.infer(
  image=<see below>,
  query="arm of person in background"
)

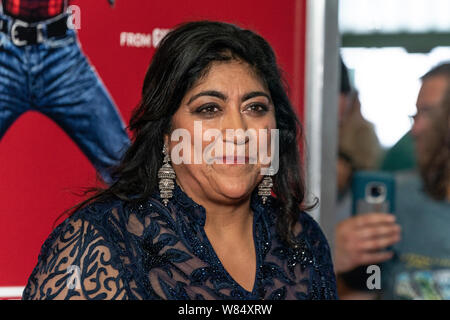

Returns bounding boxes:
[334,212,401,274]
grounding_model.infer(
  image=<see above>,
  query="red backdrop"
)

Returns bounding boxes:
[0,0,306,297]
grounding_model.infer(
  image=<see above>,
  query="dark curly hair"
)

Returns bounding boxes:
[62,21,315,247]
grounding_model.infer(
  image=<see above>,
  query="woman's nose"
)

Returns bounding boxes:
[222,107,249,144]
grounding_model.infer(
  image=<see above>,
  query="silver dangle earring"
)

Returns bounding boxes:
[158,145,176,206]
[258,168,275,205]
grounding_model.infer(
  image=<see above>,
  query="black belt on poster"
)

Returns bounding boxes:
[0,14,69,46]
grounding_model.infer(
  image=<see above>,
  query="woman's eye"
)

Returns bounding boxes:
[195,104,220,115]
[246,103,269,114]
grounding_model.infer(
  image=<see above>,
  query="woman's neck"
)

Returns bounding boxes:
[176,178,254,240]
[203,198,254,241]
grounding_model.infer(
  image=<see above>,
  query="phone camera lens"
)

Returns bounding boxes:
[370,186,382,198]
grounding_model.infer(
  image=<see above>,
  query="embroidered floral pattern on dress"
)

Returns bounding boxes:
[22,182,337,300]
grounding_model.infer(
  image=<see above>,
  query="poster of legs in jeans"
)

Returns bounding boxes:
[0,0,130,184]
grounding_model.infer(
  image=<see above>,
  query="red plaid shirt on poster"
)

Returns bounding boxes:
[1,0,70,22]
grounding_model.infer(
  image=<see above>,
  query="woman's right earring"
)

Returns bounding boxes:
[158,145,176,206]
[258,168,275,205]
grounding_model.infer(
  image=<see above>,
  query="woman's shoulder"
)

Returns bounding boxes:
[42,197,127,251]
[266,204,332,265]
[297,211,337,298]
[294,211,335,270]
[64,193,166,232]
[23,197,134,299]
[297,211,328,243]
[39,196,131,266]
[55,193,172,250]
[264,200,329,247]
[268,209,337,299]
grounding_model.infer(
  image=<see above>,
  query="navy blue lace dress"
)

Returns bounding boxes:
[22,183,337,300]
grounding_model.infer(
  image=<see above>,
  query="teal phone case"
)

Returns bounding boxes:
[351,171,396,216]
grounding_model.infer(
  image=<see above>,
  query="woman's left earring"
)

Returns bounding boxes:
[258,168,275,205]
[158,145,176,206]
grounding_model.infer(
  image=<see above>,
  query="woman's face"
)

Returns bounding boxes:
[166,60,277,205]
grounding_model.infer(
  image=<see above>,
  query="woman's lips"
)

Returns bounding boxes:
[212,155,256,164]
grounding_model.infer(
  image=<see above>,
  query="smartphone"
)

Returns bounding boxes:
[344,171,396,290]
[352,171,396,216]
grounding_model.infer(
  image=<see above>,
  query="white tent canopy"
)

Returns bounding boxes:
[340,0,450,34]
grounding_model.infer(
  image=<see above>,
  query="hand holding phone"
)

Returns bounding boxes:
[335,212,401,273]
[334,171,402,274]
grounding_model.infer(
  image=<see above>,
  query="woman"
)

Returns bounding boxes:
[22,21,337,300]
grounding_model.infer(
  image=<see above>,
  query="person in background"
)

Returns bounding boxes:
[380,63,450,300]
[335,62,450,300]
[336,59,383,216]
[0,0,129,184]
[334,59,401,299]
[380,66,450,174]
[335,59,354,217]
[339,89,383,173]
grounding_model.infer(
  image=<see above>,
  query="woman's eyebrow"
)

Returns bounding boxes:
[242,91,271,102]
[187,90,271,105]
[187,90,227,105]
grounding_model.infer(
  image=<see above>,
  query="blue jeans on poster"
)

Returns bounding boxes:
[0,16,131,184]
